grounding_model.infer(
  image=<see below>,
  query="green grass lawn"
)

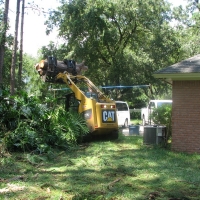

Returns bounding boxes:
[0,132,200,200]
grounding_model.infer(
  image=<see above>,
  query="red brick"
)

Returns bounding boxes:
[172,80,200,153]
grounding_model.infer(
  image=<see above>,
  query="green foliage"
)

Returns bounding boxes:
[44,0,178,103]
[39,42,69,60]
[150,104,172,125]
[1,45,12,89]
[22,54,47,96]
[0,90,89,153]
[150,104,172,141]
[49,107,89,146]
[130,111,140,120]
[170,1,200,59]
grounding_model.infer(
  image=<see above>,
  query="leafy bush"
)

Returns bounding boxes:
[150,104,172,142]
[130,111,140,119]
[0,90,89,153]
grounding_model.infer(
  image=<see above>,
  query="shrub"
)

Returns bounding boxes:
[150,104,172,142]
[0,90,89,153]
[130,111,140,119]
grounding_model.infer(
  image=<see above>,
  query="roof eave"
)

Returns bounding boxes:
[153,73,200,80]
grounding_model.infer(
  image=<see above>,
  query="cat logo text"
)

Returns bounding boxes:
[102,110,116,123]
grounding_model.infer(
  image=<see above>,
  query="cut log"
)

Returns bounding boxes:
[34,59,88,82]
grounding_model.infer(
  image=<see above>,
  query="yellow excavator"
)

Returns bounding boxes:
[35,57,119,140]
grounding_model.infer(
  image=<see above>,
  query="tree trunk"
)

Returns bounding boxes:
[0,0,9,90]
[18,0,25,88]
[10,0,20,95]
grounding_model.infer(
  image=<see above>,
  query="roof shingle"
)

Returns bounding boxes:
[155,54,200,74]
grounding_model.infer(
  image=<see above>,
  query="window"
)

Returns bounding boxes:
[157,102,172,107]
[116,103,128,111]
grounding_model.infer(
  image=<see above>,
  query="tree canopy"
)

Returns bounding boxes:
[44,0,180,103]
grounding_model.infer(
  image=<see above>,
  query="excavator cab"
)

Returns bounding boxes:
[65,93,79,112]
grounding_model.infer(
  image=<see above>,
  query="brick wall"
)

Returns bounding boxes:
[172,80,200,153]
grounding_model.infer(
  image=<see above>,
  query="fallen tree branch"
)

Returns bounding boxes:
[107,178,121,191]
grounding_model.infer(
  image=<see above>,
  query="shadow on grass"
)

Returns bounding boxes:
[0,134,200,200]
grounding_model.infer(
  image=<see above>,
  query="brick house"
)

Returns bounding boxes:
[153,54,200,154]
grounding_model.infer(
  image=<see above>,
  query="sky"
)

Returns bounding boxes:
[8,0,61,57]
[8,0,188,57]
[168,0,187,7]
